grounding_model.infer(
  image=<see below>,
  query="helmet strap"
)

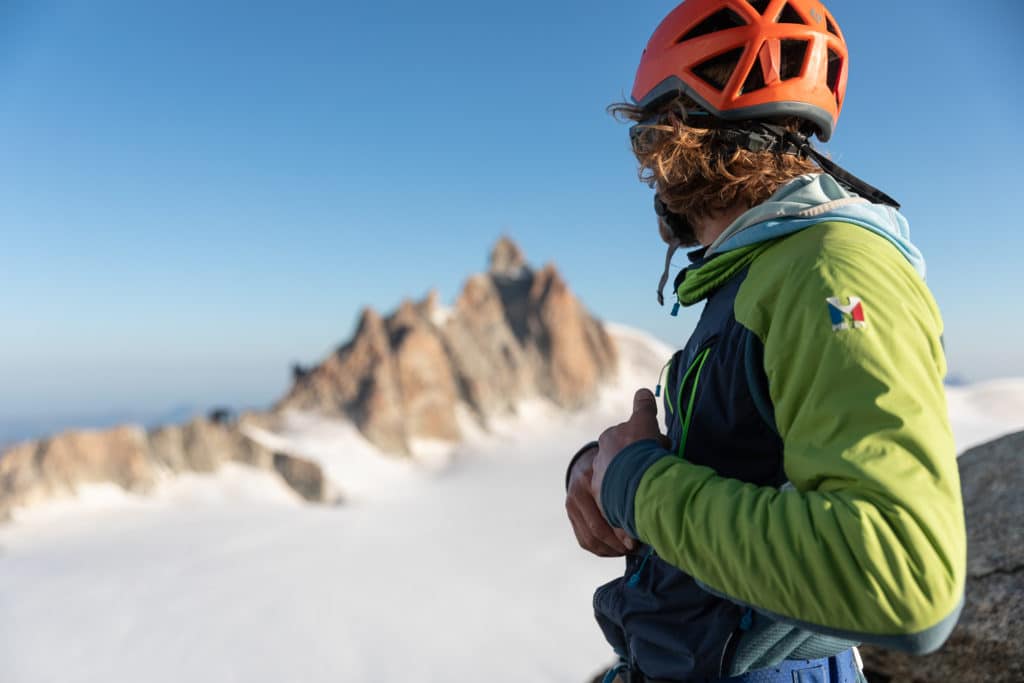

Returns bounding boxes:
[725,122,902,209]
[714,126,804,156]
[656,237,682,307]
[788,132,901,209]
[653,194,692,306]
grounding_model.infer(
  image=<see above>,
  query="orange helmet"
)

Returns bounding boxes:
[632,0,848,141]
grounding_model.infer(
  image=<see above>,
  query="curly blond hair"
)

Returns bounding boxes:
[610,98,818,245]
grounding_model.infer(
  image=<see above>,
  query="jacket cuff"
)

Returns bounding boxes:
[564,441,599,491]
[600,440,673,538]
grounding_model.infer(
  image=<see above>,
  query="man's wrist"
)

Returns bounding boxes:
[600,440,673,537]
[564,440,599,491]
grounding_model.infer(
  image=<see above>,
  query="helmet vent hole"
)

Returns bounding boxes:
[780,40,809,80]
[825,16,840,37]
[677,8,747,43]
[745,0,771,14]
[777,3,807,25]
[741,61,767,94]
[826,49,842,97]
[692,48,745,91]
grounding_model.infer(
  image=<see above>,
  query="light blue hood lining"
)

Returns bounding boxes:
[706,174,926,278]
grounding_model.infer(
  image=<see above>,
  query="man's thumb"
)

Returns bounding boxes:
[632,388,658,420]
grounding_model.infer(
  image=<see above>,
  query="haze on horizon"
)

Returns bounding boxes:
[2,1,1020,442]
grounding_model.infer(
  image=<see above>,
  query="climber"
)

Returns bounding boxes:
[564,1,966,681]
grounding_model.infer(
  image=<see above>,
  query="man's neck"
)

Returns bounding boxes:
[694,204,750,247]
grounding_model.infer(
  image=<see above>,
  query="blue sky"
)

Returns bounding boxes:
[1,1,1021,440]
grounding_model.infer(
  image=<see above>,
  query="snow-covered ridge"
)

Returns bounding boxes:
[0,324,663,524]
[243,323,672,503]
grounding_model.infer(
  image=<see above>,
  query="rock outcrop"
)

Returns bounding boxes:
[0,426,156,516]
[0,418,328,521]
[273,452,327,503]
[276,236,618,453]
[860,431,1024,683]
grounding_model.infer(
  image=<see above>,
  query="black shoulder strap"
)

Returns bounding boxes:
[792,139,901,209]
[761,124,901,209]
[717,122,902,209]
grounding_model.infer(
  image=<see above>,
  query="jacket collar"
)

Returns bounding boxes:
[674,242,774,307]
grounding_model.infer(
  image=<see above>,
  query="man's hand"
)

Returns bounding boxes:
[566,446,637,557]
[591,389,672,517]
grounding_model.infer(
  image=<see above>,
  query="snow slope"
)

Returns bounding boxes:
[0,326,1021,683]
[945,377,1024,454]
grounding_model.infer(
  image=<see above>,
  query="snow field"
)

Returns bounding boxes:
[1,326,1022,683]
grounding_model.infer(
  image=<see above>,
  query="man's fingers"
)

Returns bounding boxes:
[613,527,637,549]
[598,423,621,448]
[566,484,632,555]
[567,498,628,557]
[578,488,635,553]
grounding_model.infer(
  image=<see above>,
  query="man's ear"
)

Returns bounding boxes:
[654,195,694,244]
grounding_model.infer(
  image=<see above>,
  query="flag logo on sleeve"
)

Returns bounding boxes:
[827,296,867,331]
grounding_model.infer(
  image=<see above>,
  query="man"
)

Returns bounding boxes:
[564,1,966,681]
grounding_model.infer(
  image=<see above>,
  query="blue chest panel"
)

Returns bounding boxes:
[664,268,785,486]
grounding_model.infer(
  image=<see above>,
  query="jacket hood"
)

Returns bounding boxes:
[706,174,925,278]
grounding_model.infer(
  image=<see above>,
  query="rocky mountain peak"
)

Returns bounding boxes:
[489,236,529,279]
[277,237,618,454]
[420,289,441,317]
[354,306,386,339]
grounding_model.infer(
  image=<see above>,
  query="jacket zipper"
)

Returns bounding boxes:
[675,340,744,678]
[675,342,714,459]
[627,342,714,593]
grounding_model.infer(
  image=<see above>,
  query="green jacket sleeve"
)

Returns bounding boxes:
[619,223,966,653]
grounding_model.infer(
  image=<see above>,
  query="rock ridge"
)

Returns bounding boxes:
[0,417,332,521]
[275,236,618,453]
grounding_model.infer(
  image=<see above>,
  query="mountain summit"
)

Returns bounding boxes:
[488,235,529,278]
[276,237,618,454]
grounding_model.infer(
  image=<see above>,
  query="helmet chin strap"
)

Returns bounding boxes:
[653,195,690,307]
[656,237,682,307]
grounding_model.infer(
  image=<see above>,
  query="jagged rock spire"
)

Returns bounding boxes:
[489,236,529,279]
